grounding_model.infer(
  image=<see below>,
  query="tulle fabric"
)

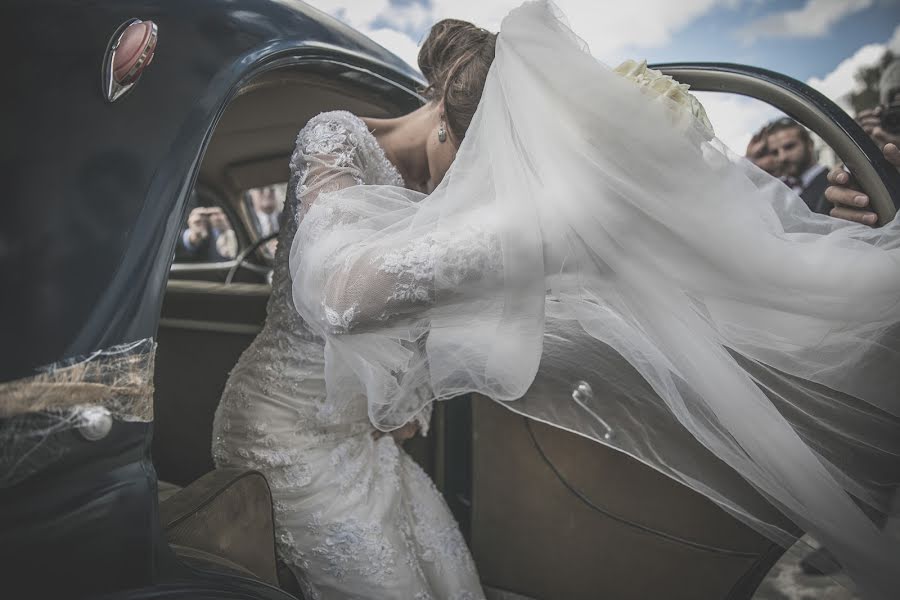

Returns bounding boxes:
[290,1,900,596]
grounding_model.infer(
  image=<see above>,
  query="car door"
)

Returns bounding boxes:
[455,63,900,600]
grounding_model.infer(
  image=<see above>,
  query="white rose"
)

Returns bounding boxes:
[614,59,716,140]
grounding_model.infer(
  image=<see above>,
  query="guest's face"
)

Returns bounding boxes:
[746,139,779,177]
[250,186,277,213]
[768,128,814,178]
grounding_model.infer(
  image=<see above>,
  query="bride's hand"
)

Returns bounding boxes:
[371,421,420,443]
[390,421,420,443]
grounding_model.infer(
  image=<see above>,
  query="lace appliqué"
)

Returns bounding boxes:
[379,236,439,305]
[405,463,478,577]
[328,438,371,495]
[310,516,397,583]
[375,225,503,310]
[323,302,361,332]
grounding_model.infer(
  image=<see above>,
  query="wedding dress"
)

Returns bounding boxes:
[212,110,484,600]
[288,2,900,599]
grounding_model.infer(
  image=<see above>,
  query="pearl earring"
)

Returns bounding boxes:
[438,120,447,143]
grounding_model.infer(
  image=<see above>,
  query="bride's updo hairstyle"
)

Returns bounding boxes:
[418,19,498,144]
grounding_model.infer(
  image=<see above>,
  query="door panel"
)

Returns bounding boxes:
[153,281,268,486]
[469,397,796,600]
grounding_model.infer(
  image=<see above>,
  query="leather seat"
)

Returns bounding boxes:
[158,469,281,586]
[158,468,305,596]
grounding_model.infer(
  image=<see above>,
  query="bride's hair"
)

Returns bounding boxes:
[418,19,497,143]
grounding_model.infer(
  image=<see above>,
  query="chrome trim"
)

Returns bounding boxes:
[165,279,271,296]
[102,19,158,103]
[169,259,270,276]
[158,318,262,335]
[120,22,158,83]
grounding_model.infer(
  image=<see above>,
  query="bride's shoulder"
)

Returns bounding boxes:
[295,110,370,152]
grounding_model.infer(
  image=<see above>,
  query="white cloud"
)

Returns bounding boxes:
[889,21,900,54]
[377,2,441,38]
[806,42,888,111]
[305,0,731,71]
[302,0,896,157]
[428,0,729,59]
[364,26,423,70]
[692,91,783,154]
[305,0,391,29]
[737,0,872,44]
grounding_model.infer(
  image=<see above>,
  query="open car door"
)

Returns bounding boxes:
[449,63,900,600]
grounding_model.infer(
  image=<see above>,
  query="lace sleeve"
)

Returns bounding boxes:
[288,117,503,336]
[319,222,503,333]
[290,114,366,225]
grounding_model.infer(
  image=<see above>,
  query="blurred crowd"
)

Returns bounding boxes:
[175,184,283,264]
[745,58,900,225]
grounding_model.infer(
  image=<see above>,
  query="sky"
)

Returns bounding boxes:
[305,0,900,153]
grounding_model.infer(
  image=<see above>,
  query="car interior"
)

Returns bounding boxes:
[151,61,804,600]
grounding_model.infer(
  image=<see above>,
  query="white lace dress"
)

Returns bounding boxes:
[212,111,484,600]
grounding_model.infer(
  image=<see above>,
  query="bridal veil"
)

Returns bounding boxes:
[290,1,900,596]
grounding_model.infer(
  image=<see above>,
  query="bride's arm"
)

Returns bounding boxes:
[314,221,503,333]
[289,123,366,225]
[289,121,504,336]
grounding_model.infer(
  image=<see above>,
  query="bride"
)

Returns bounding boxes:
[212,16,495,600]
[216,1,900,599]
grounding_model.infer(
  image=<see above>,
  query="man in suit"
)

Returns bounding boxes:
[766,118,830,214]
[176,206,238,263]
[745,126,780,177]
[247,185,281,257]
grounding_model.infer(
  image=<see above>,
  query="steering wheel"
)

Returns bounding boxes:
[225,232,279,285]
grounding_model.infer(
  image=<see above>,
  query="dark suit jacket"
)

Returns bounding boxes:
[251,210,281,238]
[800,168,830,215]
[175,229,231,263]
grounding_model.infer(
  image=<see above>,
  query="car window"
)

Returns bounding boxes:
[173,190,240,264]
[242,183,287,260]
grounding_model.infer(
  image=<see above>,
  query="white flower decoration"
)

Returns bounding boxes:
[614,59,716,140]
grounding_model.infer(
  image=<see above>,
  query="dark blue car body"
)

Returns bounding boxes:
[1,2,898,599]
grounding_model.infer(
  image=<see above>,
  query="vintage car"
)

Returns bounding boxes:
[2,1,898,599]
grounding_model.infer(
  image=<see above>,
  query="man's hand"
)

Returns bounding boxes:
[205,207,232,233]
[857,107,900,151]
[186,207,211,246]
[825,143,900,226]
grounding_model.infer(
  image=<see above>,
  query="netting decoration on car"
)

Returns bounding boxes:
[0,338,155,487]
